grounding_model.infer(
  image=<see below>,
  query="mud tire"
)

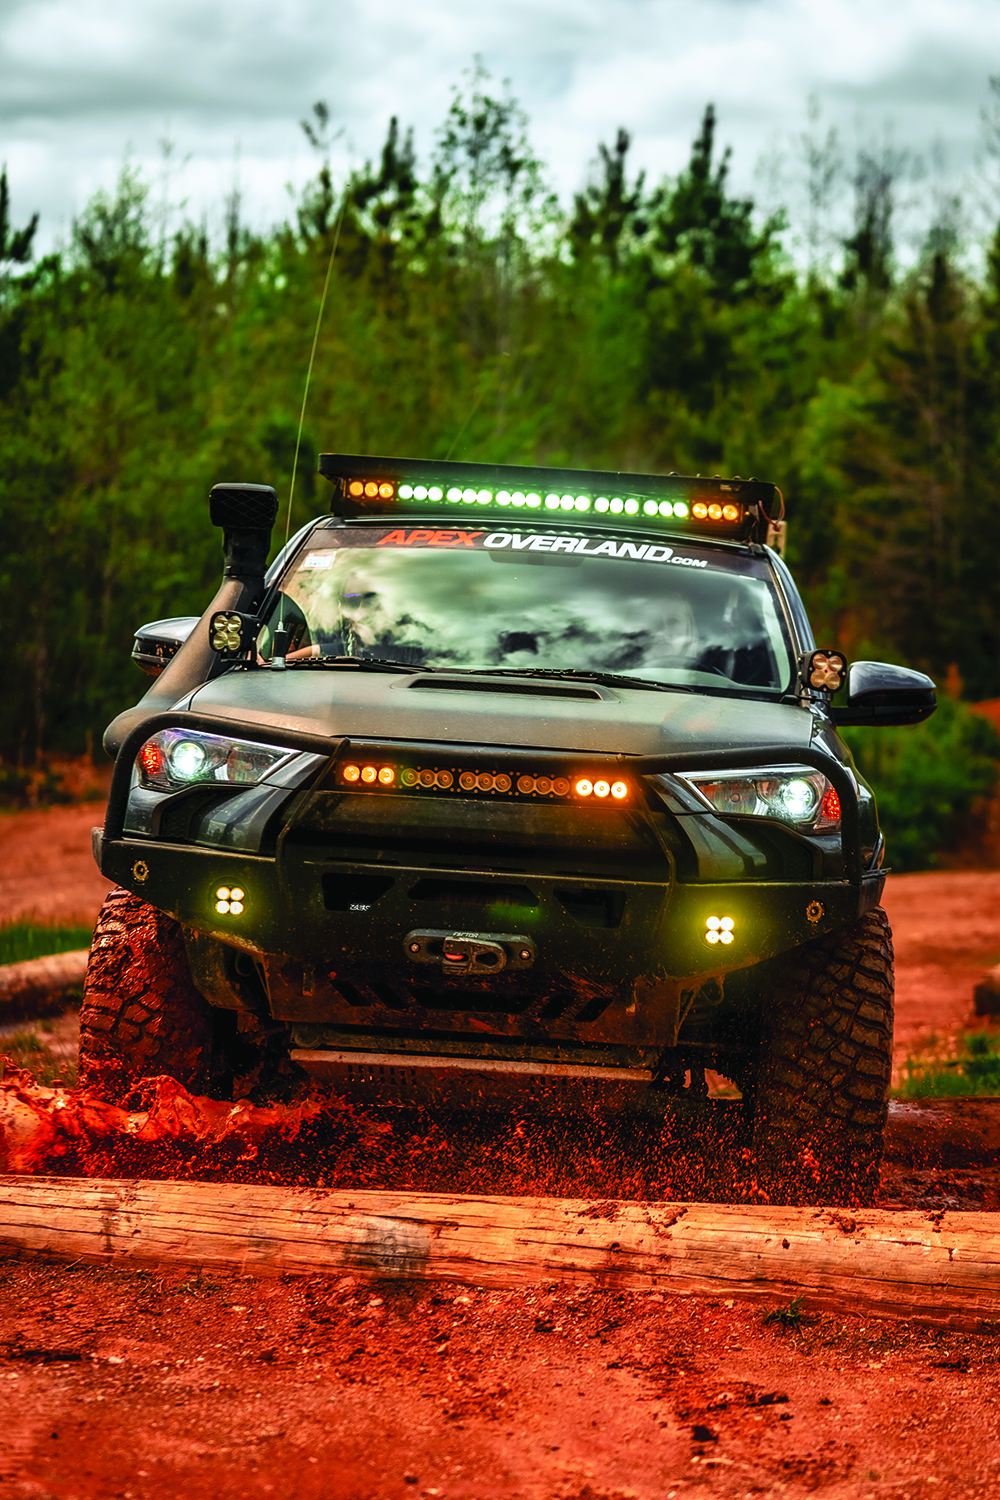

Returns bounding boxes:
[752,905,894,1206]
[78,886,215,1103]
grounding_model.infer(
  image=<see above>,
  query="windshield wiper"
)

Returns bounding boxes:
[443,667,691,694]
[442,666,791,701]
[285,655,431,675]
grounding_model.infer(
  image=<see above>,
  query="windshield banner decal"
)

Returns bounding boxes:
[361,527,709,567]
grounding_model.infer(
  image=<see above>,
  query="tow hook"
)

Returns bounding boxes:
[404,930,536,976]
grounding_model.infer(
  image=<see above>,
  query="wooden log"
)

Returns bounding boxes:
[0,950,89,1020]
[0,1175,998,1329]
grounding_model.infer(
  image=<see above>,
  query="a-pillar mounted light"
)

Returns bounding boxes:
[801,649,847,695]
[209,610,257,661]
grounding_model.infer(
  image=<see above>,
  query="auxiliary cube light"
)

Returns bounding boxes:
[216,885,245,916]
[705,915,735,946]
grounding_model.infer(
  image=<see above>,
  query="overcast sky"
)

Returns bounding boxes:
[2,0,999,260]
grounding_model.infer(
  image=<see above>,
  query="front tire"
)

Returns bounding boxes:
[79,887,215,1103]
[752,906,894,1206]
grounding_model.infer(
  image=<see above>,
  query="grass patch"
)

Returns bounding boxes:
[0,1018,78,1087]
[0,921,93,966]
[896,1030,1000,1097]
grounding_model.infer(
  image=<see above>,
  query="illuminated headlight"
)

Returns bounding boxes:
[136,729,293,791]
[679,767,842,830]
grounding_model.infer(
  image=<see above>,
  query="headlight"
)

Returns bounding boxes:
[679,766,841,830]
[136,729,294,790]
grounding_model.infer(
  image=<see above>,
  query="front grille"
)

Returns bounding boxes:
[155,789,236,841]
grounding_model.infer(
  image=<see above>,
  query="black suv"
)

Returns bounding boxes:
[85,457,935,1200]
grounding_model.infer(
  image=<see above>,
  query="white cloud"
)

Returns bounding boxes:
[0,0,996,254]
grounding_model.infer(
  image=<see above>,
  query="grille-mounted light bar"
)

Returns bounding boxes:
[337,761,632,804]
[320,454,780,543]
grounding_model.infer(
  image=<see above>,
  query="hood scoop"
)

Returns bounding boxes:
[407,675,604,701]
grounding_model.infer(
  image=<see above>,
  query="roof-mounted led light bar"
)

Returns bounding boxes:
[320,455,780,543]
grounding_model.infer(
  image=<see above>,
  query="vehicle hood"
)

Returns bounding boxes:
[186,669,815,758]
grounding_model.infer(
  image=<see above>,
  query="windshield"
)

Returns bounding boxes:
[260,523,796,695]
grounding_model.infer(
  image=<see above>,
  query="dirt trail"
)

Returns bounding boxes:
[1,1257,999,1500]
[882,870,1000,1060]
[2,807,1000,1494]
[0,803,112,927]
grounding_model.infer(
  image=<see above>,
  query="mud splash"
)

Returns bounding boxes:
[0,1064,860,1204]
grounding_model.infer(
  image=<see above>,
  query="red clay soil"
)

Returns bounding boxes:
[2,1258,1000,1500]
[0,803,113,928]
[3,807,1000,1494]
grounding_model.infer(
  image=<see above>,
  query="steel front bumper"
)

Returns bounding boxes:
[94,827,883,1016]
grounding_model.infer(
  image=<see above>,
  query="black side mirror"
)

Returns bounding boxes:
[131,616,199,677]
[830,661,937,727]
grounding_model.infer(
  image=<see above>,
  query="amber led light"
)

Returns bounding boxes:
[215,885,245,916]
[705,915,735,946]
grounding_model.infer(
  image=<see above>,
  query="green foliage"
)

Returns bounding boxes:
[763,1296,805,1330]
[0,921,94,965]
[842,698,1000,871]
[897,1030,1000,1098]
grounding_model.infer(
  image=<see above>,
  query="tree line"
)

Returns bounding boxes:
[2,73,1000,792]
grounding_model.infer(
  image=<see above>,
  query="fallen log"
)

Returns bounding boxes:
[0,950,89,1020]
[0,1175,998,1330]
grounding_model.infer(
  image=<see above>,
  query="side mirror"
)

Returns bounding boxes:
[830,661,937,727]
[131,616,199,677]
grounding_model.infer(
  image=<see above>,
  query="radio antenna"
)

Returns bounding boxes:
[283,197,346,554]
[272,197,346,667]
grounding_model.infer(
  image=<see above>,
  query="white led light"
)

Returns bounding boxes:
[673,501,689,518]
[776,778,820,821]
[230,887,244,901]
[428,486,443,500]
[413,485,428,499]
[643,500,658,516]
[169,739,208,780]
[512,492,526,506]
[595,497,610,512]
[706,930,720,944]
[398,484,413,499]
[497,491,511,505]
[477,489,492,504]
[720,916,734,931]
[526,493,541,507]
[463,488,477,502]
[575,496,590,510]
[447,487,462,501]
[659,501,673,516]
[719,929,733,944]
[560,494,575,510]
[229,900,244,915]
[545,494,560,509]
[610,498,624,513]
[216,900,230,914]
[624,499,639,514]
[216,886,231,900]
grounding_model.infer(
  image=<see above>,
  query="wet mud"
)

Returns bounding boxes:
[0,1065,997,1216]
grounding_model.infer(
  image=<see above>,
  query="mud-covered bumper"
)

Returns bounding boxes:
[94,827,883,1006]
